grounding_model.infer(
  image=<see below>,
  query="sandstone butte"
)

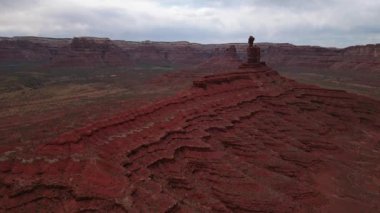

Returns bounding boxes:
[1,39,380,212]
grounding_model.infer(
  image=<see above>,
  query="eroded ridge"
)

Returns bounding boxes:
[1,65,380,212]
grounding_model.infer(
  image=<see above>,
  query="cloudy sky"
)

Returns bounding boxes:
[0,0,379,47]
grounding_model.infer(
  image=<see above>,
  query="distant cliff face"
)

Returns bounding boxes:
[259,43,380,73]
[0,37,131,67]
[0,36,379,73]
[0,37,54,63]
[50,37,133,67]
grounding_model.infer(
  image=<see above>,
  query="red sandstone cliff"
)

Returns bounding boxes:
[50,37,133,67]
[1,37,378,73]
[260,43,380,73]
[0,37,133,67]
[0,64,379,212]
[0,37,60,63]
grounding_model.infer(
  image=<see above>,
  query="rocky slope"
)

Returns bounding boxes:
[1,64,379,212]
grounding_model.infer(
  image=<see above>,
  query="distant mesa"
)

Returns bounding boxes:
[70,37,111,51]
[239,35,264,69]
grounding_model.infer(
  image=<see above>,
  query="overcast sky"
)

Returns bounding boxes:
[0,0,379,47]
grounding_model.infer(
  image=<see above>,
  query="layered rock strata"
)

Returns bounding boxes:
[1,64,379,212]
[1,37,379,73]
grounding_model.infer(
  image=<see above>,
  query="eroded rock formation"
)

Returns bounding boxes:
[225,45,238,58]
[51,37,133,67]
[1,64,379,212]
[196,45,242,71]
[239,36,262,69]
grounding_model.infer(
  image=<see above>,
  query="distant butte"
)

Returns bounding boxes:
[0,36,380,212]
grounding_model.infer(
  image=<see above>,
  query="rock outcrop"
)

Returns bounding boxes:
[197,45,242,71]
[239,36,263,69]
[246,36,261,63]
[1,64,379,212]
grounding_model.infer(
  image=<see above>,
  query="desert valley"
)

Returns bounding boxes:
[0,35,379,212]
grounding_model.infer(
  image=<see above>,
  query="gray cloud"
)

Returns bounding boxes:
[0,0,40,8]
[0,0,379,47]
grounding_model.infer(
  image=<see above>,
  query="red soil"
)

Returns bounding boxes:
[1,64,380,212]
